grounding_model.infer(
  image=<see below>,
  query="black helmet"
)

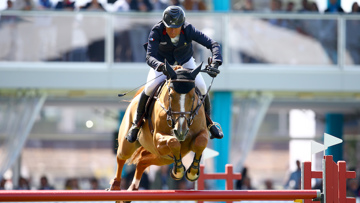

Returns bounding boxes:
[162,6,185,28]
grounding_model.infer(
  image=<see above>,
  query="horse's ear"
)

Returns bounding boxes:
[190,62,202,79]
[165,60,176,79]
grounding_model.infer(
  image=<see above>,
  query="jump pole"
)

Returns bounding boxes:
[0,190,321,202]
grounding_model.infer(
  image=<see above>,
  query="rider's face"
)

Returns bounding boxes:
[166,27,181,38]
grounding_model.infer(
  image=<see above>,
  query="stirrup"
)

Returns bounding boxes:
[208,122,224,139]
[126,123,140,143]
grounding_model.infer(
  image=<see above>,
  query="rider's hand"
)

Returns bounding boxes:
[157,63,170,78]
[207,61,221,78]
[156,63,165,72]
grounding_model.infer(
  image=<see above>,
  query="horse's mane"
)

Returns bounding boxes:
[173,65,183,71]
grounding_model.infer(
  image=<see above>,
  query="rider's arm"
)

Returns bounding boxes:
[188,24,222,65]
[146,29,163,70]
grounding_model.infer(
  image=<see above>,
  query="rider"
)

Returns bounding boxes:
[126,5,223,143]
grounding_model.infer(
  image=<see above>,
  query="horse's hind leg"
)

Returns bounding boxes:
[109,156,126,190]
[186,130,208,181]
[127,152,164,191]
[110,138,139,190]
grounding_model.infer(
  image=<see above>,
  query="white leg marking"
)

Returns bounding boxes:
[130,178,140,190]
[179,94,186,127]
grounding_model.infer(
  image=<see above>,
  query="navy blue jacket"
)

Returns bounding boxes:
[146,21,222,69]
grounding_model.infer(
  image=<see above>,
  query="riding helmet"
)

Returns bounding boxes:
[162,6,185,28]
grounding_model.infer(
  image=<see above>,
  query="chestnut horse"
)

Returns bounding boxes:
[109,62,208,194]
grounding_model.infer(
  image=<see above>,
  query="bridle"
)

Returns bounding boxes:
[155,79,203,129]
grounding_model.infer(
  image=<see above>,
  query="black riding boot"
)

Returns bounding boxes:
[126,91,150,143]
[203,95,224,139]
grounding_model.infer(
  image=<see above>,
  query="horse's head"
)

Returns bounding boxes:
[164,61,202,141]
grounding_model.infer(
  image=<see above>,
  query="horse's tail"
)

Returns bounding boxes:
[126,146,150,165]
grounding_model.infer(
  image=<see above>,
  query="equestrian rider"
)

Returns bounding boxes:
[126,5,223,143]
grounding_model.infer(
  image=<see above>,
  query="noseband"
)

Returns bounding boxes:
[156,79,202,129]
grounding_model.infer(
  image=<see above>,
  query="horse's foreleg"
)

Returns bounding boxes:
[186,130,208,182]
[167,136,186,180]
[156,133,185,180]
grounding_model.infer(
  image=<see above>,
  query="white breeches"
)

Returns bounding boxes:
[144,57,207,96]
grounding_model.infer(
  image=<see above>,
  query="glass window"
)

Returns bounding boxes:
[228,16,338,65]
[346,19,360,65]
[0,14,106,62]
[113,15,157,63]
[112,14,223,64]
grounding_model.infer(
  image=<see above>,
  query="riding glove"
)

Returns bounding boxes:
[207,61,221,78]
[157,63,170,78]
[156,64,165,72]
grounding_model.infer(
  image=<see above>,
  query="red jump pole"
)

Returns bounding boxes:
[0,190,321,202]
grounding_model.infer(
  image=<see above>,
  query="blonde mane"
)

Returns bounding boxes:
[173,65,183,71]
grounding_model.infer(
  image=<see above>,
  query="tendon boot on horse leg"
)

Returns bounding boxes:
[186,154,202,181]
[170,154,186,180]
[204,95,223,139]
[126,91,149,143]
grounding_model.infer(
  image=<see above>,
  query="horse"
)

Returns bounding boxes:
[109,62,209,194]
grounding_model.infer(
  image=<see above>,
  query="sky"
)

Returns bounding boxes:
[1,0,360,12]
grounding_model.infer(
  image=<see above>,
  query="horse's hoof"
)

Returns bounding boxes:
[170,165,185,180]
[185,167,200,182]
[109,178,121,191]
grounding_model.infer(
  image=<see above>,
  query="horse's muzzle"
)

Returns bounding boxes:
[174,129,189,141]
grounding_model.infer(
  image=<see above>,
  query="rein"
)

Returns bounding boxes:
[155,76,214,129]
